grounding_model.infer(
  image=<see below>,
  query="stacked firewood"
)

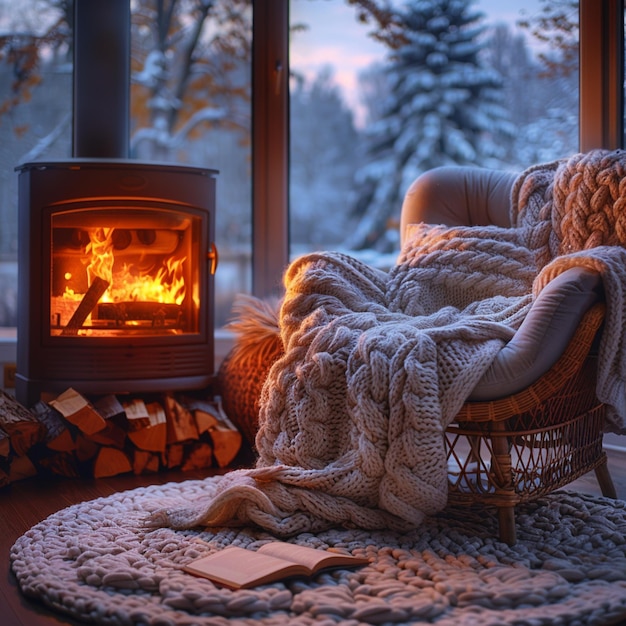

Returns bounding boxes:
[0,387,243,487]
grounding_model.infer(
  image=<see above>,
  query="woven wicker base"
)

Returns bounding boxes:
[446,304,614,544]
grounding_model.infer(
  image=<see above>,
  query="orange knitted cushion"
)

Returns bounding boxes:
[216,295,283,450]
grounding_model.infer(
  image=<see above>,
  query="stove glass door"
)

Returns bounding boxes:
[50,205,201,337]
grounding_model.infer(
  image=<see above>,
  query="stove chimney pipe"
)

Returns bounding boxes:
[73,0,130,158]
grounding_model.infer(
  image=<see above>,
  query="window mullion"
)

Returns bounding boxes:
[252,0,290,298]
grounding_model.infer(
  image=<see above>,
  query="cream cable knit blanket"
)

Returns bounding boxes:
[148,149,626,536]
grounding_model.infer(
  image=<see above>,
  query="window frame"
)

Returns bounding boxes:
[579,0,624,151]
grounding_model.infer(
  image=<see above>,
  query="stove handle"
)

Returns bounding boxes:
[207,242,219,275]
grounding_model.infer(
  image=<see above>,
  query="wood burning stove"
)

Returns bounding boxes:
[15,159,218,406]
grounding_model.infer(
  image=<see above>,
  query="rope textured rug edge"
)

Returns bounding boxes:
[10,476,626,625]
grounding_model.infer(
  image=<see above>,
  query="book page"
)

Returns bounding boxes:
[258,542,368,573]
[183,546,310,589]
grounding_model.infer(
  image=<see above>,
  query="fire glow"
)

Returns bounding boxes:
[63,227,187,306]
[53,224,193,337]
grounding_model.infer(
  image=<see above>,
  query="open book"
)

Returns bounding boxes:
[183,542,369,589]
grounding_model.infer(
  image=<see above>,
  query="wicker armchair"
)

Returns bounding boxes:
[403,166,617,544]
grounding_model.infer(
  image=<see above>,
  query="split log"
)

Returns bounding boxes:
[191,398,242,468]
[0,426,9,459]
[61,275,109,335]
[123,398,153,431]
[164,395,199,444]
[37,452,81,478]
[92,394,126,420]
[164,442,185,469]
[9,455,38,482]
[133,450,160,475]
[87,420,127,449]
[181,442,213,471]
[49,388,106,436]
[0,386,245,483]
[93,447,132,478]
[126,401,167,452]
[0,389,44,456]
[46,428,76,453]
[75,434,100,462]
[31,401,76,452]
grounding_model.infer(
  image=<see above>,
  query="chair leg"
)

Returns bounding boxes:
[595,458,617,499]
[497,505,517,545]
[490,423,517,545]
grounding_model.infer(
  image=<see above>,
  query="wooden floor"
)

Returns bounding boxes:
[2,446,626,626]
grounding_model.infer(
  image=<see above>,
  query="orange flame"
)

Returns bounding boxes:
[109,256,187,304]
[86,227,114,291]
[64,227,186,305]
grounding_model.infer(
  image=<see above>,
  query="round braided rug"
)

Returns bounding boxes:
[10,477,626,625]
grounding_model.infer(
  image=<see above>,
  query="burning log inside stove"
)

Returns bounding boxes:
[61,276,110,335]
[95,301,185,327]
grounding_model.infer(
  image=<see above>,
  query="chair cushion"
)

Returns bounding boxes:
[399,166,517,246]
[469,266,602,401]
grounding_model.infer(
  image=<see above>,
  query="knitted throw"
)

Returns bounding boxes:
[148,149,626,536]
